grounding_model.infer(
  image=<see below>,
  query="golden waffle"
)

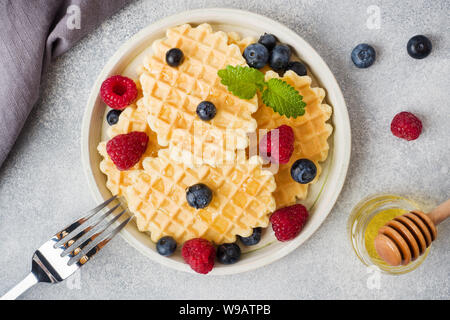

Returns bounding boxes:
[226,31,255,53]
[97,98,161,196]
[125,149,276,244]
[253,70,333,208]
[139,23,258,167]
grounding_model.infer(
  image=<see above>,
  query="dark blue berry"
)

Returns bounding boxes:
[217,243,241,264]
[269,44,291,72]
[238,227,262,246]
[243,43,269,69]
[106,109,122,125]
[287,61,307,76]
[351,43,376,68]
[407,35,432,59]
[166,48,184,67]
[258,33,277,51]
[291,159,317,184]
[196,101,216,121]
[156,236,177,256]
[186,183,213,209]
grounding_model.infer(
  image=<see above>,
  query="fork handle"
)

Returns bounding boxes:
[0,273,38,300]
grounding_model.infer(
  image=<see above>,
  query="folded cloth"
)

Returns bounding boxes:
[0,0,132,166]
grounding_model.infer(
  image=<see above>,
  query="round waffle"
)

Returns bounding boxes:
[253,70,333,208]
[125,149,276,244]
[97,98,161,196]
[139,23,258,167]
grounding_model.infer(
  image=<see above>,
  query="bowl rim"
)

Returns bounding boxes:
[81,8,352,275]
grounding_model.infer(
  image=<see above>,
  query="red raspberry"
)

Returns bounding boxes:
[106,132,148,171]
[390,112,422,141]
[182,238,216,274]
[100,75,137,110]
[259,125,295,164]
[270,204,309,242]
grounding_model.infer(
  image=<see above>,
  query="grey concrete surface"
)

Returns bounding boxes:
[0,0,449,300]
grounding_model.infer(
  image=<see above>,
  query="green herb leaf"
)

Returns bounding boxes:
[261,78,306,118]
[218,65,266,99]
[218,65,307,118]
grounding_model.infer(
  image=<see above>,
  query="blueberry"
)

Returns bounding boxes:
[196,101,216,121]
[217,243,241,264]
[156,236,177,256]
[351,43,376,68]
[238,227,262,246]
[243,43,269,69]
[269,44,291,72]
[166,48,184,67]
[186,183,213,209]
[258,33,277,51]
[291,159,317,184]
[407,35,432,59]
[106,109,122,125]
[287,61,307,76]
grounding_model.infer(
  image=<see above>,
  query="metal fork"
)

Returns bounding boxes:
[0,196,132,300]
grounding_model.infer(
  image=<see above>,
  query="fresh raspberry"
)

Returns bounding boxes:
[259,125,295,164]
[100,75,138,110]
[106,132,148,171]
[270,204,309,242]
[182,238,216,274]
[390,112,422,141]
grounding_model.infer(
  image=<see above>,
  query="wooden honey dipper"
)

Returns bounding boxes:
[374,199,450,266]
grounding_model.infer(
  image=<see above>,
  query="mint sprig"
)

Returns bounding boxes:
[218,65,265,99]
[262,78,306,118]
[218,65,306,118]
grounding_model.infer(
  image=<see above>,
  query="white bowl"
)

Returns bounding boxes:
[81,8,351,275]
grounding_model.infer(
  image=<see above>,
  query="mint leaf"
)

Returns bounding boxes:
[218,65,265,99]
[261,78,306,118]
[218,65,307,118]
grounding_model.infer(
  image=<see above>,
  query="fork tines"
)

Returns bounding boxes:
[53,196,132,266]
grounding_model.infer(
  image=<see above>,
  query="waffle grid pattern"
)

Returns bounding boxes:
[98,99,161,196]
[254,70,333,208]
[126,149,276,244]
[97,25,334,245]
[139,24,258,166]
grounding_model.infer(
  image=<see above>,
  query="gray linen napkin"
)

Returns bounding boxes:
[0,0,132,166]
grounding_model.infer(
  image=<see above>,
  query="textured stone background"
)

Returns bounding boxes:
[0,0,449,300]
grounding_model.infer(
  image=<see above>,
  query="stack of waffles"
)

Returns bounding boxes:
[98,24,332,245]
